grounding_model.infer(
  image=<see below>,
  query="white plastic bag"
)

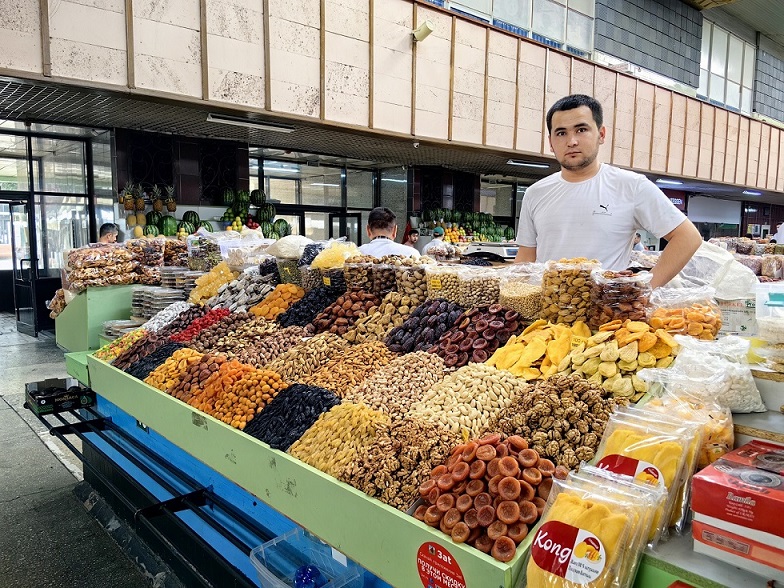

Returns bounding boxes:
[668,241,759,300]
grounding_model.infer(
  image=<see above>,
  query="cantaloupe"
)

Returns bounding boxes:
[126,214,137,227]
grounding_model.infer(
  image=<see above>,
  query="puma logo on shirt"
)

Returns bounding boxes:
[593,204,612,216]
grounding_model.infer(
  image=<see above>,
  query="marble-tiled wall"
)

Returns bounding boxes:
[134,0,202,97]
[484,32,516,149]
[324,0,369,125]
[372,0,412,134]
[413,6,451,139]
[49,0,127,84]
[207,0,265,108]
[0,0,42,73]
[268,0,320,117]
[450,19,485,144]
[1,0,782,190]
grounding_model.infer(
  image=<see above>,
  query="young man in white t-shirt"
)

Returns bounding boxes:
[514,94,702,288]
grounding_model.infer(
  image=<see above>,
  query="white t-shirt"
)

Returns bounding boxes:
[358,237,419,258]
[516,164,686,270]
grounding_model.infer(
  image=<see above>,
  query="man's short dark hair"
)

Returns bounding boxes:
[409,229,419,235]
[546,94,603,134]
[367,207,396,232]
[100,223,118,237]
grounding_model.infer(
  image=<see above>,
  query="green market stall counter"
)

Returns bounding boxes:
[55,285,135,352]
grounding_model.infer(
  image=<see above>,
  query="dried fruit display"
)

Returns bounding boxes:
[94,329,147,362]
[343,256,375,291]
[125,342,186,380]
[144,348,203,393]
[184,359,256,416]
[341,416,461,510]
[540,258,600,325]
[213,367,287,430]
[491,374,626,468]
[276,286,344,328]
[385,299,464,354]
[302,341,395,397]
[430,305,523,368]
[344,351,446,420]
[243,383,341,451]
[342,292,412,344]
[231,326,308,367]
[207,273,275,312]
[413,434,563,563]
[266,333,349,383]
[189,313,278,354]
[588,270,652,328]
[169,354,226,404]
[409,364,530,438]
[289,403,390,478]
[310,291,380,335]
[170,308,231,342]
[649,303,722,340]
[249,283,305,320]
[188,262,239,306]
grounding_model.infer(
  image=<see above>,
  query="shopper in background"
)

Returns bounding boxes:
[403,229,419,248]
[98,223,119,244]
[514,94,702,288]
[773,222,784,243]
[633,233,645,251]
[358,207,419,257]
[422,226,446,256]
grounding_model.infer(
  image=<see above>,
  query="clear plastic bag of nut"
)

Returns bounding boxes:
[393,259,432,304]
[541,258,600,325]
[457,266,501,308]
[588,269,653,329]
[371,263,397,296]
[499,263,545,320]
[424,265,461,304]
[299,265,322,292]
[276,258,302,286]
[648,286,721,340]
[343,259,374,291]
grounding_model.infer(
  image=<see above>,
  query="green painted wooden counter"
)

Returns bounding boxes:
[55,286,135,352]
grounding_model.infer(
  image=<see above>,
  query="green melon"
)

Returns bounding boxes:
[178,221,196,235]
[198,220,214,232]
[160,215,178,237]
[182,210,200,225]
[143,225,160,237]
[147,210,163,227]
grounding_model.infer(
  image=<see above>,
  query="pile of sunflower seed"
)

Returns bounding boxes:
[207,273,275,312]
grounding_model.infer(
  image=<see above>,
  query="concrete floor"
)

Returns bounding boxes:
[0,314,148,588]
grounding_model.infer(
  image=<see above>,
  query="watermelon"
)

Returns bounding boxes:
[143,225,160,237]
[147,210,163,227]
[198,220,214,232]
[160,215,178,237]
[268,231,281,240]
[257,202,276,223]
[250,189,264,207]
[182,210,200,225]
[273,218,290,237]
[223,188,234,205]
[236,190,250,205]
[259,221,274,238]
[178,221,196,235]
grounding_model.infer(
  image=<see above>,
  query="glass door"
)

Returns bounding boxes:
[10,201,36,336]
[329,212,362,244]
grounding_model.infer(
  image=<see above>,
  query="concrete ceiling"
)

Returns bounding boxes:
[0,75,780,205]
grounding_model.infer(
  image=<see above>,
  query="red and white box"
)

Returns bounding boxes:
[691,440,784,582]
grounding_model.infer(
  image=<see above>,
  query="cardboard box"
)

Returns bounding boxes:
[717,298,757,336]
[691,440,784,581]
[25,377,95,416]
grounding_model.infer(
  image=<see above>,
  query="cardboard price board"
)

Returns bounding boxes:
[417,542,466,588]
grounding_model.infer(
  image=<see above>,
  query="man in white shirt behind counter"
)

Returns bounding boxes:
[514,94,702,288]
[358,207,420,258]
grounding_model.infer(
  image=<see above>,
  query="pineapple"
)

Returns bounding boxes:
[134,184,145,212]
[122,181,135,211]
[165,185,177,212]
[152,185,164,212]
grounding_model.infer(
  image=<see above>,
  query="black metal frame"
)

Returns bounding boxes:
[28,406,274,588]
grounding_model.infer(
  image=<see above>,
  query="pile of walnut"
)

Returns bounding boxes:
[339,416,461,511]
[491,374,626,468]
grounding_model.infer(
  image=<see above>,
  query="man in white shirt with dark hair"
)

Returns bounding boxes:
[358,207,419,258]
[515,94,702,288]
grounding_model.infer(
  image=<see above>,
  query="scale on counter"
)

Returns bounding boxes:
[463,242,519,262]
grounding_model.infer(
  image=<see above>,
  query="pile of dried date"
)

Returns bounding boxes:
[385,299,464,354]
[310,291,380,336]
[429,305,524,368]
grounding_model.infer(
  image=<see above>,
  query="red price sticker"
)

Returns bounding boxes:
[417,542,466,588]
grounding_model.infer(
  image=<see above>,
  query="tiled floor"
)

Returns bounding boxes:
[0,314,148,588]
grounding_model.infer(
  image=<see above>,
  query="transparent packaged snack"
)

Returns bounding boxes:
[126,237,165,267]
[393,263,428,305]
[277,258,302,286]
[499,264,545,320]
[588,270,652,328]
[300,265,322,292]
[343,261,373,291]
[320,267,347,291]
[66,243,133,269]
[457,267,501,307]
[424,265,461,303]
[541,258,600,325]
[311,241,360,269]
[648,286,722,340]
[523,466,660,588]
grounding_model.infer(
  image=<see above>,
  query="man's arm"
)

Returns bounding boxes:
[650,219,702,288]
[515,246,536,263]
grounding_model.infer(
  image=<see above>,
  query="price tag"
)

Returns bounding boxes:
[571,335,588,349]
[429,278,442,290]
[331,547,348,566]
[323,277,331,286]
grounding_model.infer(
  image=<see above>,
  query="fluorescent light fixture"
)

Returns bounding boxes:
[381,178,408,183]
[310,183,339,187]
[206,113,295,133]
[263,166,299,173]
[743,190,762,196]
[655,178,683,185]
[507,159,550,169]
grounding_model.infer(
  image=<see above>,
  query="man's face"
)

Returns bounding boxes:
[548,106,605,171]
[634,235,640,244]
[410,233,419,244]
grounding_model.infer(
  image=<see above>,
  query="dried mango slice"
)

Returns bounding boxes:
[655,356,674,368]
[626,321,650,333]
[638,332,658,353]
[654,329,678,348]
[599,319,623,332]
[571,320,592,338]
[648,340,674,360]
